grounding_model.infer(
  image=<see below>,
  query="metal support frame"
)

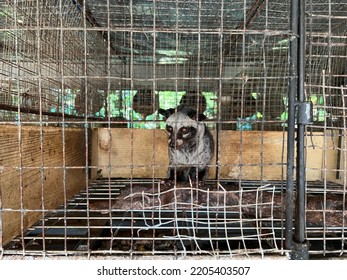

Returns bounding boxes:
[286,0,310,260]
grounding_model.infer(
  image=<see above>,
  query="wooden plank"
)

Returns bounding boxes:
[95,128,169,178]
[218,131,287,180]
[0,125,86,246]
[94,128,329,181]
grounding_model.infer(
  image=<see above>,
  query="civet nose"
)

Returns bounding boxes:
[169,137,184,150]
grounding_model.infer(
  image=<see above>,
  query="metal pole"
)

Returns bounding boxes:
[294,0,309,257]
[288,0,310,260]
[296,0,306,243]
[286,0,299,251]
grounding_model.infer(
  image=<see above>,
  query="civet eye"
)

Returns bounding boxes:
[180,127,189,134]
[166,125,173,133]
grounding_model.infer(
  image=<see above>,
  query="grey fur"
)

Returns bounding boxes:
[159,105,214,182]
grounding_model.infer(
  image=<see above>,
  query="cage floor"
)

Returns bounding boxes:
[3,178,346,257]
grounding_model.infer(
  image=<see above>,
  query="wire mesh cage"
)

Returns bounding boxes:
[0,0,346,259]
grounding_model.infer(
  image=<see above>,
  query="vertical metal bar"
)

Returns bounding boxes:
[295,0,307,246]
[151,0,157,252]
[59,0,68,256]
[195,0,202,186]
[238,0,248,254]
[12,0,26,256]
[321,70,327,255]
[82,0,91,257]
[36,0,47,257]
[288,0,309,260]
[215,0,224,182]
[106,0,114,250]
[129,0,135,256]
[173,0,181,248]
[286,0,298,250]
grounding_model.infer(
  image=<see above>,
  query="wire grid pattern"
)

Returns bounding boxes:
[304,0,347,257]
[0,0,295,127]
[4,178,345,257]
[4,178,285,257]
[0,0,346,258]
[0,0,106,122]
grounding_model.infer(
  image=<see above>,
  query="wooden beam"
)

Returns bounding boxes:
[93,128,333,181]
[0,125,86,246]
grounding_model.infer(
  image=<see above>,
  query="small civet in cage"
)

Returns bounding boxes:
[158,105,214,185]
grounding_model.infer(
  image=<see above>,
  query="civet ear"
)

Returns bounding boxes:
[158,108,175,119]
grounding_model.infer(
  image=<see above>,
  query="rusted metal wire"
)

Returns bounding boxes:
[0,0,347,259]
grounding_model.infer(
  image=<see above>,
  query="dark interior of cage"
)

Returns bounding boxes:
[4,178,346,256]
[1,1,347,257]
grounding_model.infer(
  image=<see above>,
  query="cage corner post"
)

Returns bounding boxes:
[287,0,310,260]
